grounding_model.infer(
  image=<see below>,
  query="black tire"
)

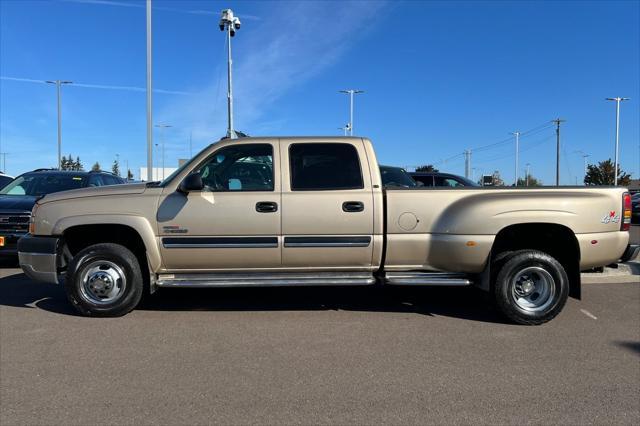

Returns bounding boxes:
[493,250,569,325]
[65,243,143,317]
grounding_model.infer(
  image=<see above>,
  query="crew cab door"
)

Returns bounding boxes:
[157,141,281,271]
[279,140,374,269]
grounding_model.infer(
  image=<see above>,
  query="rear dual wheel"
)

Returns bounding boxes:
[493,250,569,325]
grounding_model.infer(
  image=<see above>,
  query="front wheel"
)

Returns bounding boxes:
[493,250,569,325]
[65,243,143,317]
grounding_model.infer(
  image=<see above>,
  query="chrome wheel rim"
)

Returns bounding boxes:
[79,260,127,305]
[511,266,555,313]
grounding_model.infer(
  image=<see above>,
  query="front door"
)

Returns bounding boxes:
[279,140,375,269]
[157,142,281,271]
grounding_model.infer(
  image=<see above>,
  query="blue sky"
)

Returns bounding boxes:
[1,0,638,184]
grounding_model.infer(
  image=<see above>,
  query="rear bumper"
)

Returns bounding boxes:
[17,235,61,284]
[620,244,640,263]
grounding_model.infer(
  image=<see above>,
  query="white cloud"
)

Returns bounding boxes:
[157,1,387,142]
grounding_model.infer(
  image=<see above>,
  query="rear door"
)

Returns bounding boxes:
[279,140,374,269]
[157,141,281,271]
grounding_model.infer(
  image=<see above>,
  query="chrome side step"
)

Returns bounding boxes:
[385,272,472,286]
[156,272,376,288]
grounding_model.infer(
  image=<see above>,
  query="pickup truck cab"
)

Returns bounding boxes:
[18,137,636,324]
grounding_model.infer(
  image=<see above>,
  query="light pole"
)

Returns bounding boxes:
[155,124,172,180]
[574,150,589,184]
[511,131,520,186]
[606,97,630,185]
[525,163,531,187]
[338,124,350,136]
[219,9,241,139]
[45,80,72,169]
[146,0,153,181]
[339,89,364,136]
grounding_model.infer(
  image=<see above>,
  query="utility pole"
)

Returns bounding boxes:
[511,131,520,186]
[0,153,7,172]
[339,89,364,136]
[606,97,630,185]
[525,163,531,187]
[189,131,193,158]
[219,9,242,139]
[338,124,350,136]
[154,124,172,180]
[464,150,472,179]
[45,80,72,169]
[146,0,153,181]
[551,118,565,186]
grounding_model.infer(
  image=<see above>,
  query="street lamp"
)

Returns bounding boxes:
[573,150,590,184]
[154,124,172,180]
[45,80,73,169]
[219,9,241,139]
[605,97,630,186]
[338,123,351,136]
[510,131,520,186]
[339,89,364,136]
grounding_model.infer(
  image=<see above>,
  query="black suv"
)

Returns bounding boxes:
[409,172,479,187]
[0,169,125,257]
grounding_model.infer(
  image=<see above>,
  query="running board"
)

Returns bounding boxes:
[156,272,376,288]
[385,272,472,286]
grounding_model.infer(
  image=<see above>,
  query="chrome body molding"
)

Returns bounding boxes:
[157,272,376,288]
[385,271,472,286]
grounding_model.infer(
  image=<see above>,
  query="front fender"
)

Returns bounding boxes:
[53,214,161,271]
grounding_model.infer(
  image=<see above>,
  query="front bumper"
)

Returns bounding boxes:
[17,234,61,284]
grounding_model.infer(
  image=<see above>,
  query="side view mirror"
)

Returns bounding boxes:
[179,172,204,193]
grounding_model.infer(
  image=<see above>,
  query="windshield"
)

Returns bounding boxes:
[159,143,216,186]
[380,166,417,188]
[0,173,86,196]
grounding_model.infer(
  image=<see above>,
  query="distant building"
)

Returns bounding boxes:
[138,167,178,182]
[628,179,639,193]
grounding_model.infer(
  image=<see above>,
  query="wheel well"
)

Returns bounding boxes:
[491,223,581,299]
[62,224,149,283]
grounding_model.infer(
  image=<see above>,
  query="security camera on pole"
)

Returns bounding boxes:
[220,9,241,140]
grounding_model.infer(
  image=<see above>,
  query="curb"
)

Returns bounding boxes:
[581,260,639,284]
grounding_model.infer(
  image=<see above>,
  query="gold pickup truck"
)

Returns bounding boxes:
[18,137,637,324]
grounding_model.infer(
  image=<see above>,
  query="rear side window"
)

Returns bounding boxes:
[289,143,363,191]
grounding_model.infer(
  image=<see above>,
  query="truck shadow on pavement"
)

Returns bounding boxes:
[0,270,508,324]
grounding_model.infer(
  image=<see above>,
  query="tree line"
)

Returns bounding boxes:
[60,154,134,180]
[415,158,632,186]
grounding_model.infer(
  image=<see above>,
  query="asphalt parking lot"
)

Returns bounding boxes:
[1,266,638,425]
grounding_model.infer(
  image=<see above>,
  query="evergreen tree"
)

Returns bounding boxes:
[584,159,631,186]
[112,159,120,177]
[127,169,134,181]
[415,164,439,173]
[91,162,101,172]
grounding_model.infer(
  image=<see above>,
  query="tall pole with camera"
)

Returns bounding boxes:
[219,9,241,139]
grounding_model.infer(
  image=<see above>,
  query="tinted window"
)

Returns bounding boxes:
[290,143,363,191]
[102,175,121,185]
[411,175,434,187]
[88,175,105,187]
[434,176,464,187]
[0,173,86,196]
[198,144,273,191]
[380,166,417,188]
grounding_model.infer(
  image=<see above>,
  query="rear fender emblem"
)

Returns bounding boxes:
[601,212,620,224]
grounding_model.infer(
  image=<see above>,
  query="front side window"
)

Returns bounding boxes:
[289,143,363,191]
[197,144,274,192]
